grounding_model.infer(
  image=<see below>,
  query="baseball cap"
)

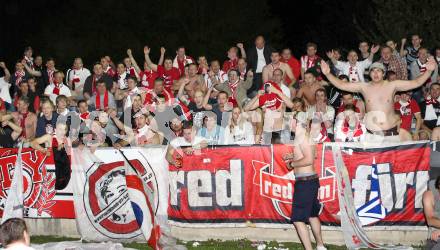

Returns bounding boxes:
[369,62,385,73]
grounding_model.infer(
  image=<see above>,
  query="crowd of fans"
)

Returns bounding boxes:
[0,34,439,156]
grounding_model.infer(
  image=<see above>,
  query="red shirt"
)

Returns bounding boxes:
[156,65,180,91]
[281,57,301,83]
[105,66,116,78]
[175,56,195,76]
[139,70,158,89]
[337,100,360,114]
[222,58,238,73]
[394,99,420,131]
[258,81,283,110]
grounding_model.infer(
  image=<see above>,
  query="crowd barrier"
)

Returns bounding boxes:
[0,142,433,245]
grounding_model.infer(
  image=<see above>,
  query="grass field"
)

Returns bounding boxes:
[30,236,349,249]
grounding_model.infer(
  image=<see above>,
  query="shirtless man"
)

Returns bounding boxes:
[422,176,440,249]
[296,69,327,106]
[285,132,326,250]
[176,63,206,99]
[321,57,437,142]
[262,50,295,84]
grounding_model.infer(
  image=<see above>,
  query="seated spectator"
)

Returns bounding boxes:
[244,82,284,144]
[90,80,116,111]
[144,46,180,92]
[212,69,254,108]
[334,104,365,142]
[44,71,72,105]
[394,91,422,141]
[0,112,22,148]
[165,121,207,167]
[327,45,379,82]
[307,88,335,142]
[224,106,254,144]
[422,176,440,249]
[379,46,408,80]
[83,62,115,100]
[14,78,39,113]
[31,118,70,189]
[237,58,248,81]
[0,218,35,250]
[65,57,91,100]
[36,99,58,137]
[12,96,37,142]
[197,112,226,145]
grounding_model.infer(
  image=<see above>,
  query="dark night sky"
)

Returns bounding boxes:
[0,0,363,70]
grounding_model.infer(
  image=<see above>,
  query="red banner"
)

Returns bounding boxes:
[0,148,74,218]
[168,142,429,226]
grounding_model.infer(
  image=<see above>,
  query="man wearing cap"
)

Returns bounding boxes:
[321,57,437,142]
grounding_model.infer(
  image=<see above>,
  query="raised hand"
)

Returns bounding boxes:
[160,47,166,55]
[426,56,438,71]
[208,70,215,79]
[370,44,380,54]
[144,46,150,55]
[401,38,407,45]
[0,62,5,69]
[127,49,132,56]
[320,60,331,75]
[236,43,244,49]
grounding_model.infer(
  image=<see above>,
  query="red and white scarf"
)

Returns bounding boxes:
[52,81,62,95]
[80,112,90,121]
[348,65,360,82]
[14,70,25,86]
[19,112,29,138]
[95,91,109,111]
[47,69,55,84]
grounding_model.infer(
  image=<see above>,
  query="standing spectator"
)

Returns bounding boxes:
[83,63,114,101]
[114,62,129,90]
[177,63,206,99]
[0,62,12,110]
[0,112,23,148]
[173,46,194,76]
[422,83,440,132]
[44,71,72,105]
[307,88,335,142]
[23,46,34,70]
[296,69,328,106]
[90,80,116,111]
[262,50,295,85]
[410,48,439,102]
[204,60,228,89]
[165,121,207,167]
[101,56,116,78]
[400,34,422,69]
[144,46,180,92]
[378,46,408,80]
[41,58,57,92]
[246,35,273,97]
[224,106,254,144]
[126,48,159,89]
[10,61,30,98]
[281,48,301,83]
[197,55,210,75]
[13,96,37,142]
[358,41,370,60]
[222,43,246,73]
[327,45,379,83]
[326,48,342,76]
[0,218,35,250]
[14,78,39,114]
[65,58,91,100]
[36,99,58,137]
[394,91,422,141]
[203,88,233,126]
[237,58,248,81]
[300,42,321,80]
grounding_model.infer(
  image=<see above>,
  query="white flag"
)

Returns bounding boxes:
[1,143,24,223]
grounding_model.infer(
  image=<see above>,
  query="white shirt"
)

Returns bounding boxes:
[334,58,372,82]
[256,47,266,73]
[170,135,205,148]
[44,83,72,104]
[205,70,228,89]
[0,76,12,103]
[224,121,255,144]
[280,82,291,99]
[5,242,36,250]
[66,67,91,92]
[307,104,335,133]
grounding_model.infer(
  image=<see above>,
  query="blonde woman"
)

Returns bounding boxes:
[224,106,255,145]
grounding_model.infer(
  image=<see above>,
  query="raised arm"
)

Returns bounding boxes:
[177,78,190,105]
[22,60,41,77]
[244,91,263,111]
[202,82,214,110]
[399,38,407,58]
[367,45,380,62]
[158,47,166,65]
[237,43,246,59]
[127,49,141,74]
[0,62,10,82]
[326,50,338,66]
[321,60,363,93]
[270,85,294,109]
[394,56,437,92]
[143,46,158,72]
